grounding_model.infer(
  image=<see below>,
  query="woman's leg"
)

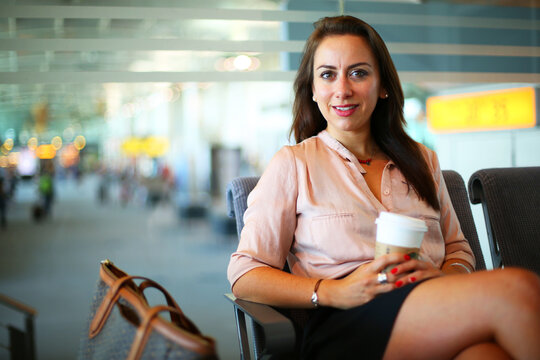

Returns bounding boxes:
[383,268,540,360]
[454,342,511,360]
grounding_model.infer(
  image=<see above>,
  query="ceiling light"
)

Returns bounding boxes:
[233,55,252,71]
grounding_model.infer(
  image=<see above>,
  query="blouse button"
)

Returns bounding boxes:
[383,188,390,196]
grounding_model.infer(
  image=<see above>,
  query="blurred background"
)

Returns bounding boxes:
[0,0,538,359]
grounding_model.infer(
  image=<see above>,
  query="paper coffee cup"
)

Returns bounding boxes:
[374,212,427,270]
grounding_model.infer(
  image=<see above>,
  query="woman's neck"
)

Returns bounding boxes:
[326,128,377,160]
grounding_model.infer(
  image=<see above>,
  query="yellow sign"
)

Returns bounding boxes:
[35,144,56,159]
[143,137,169,158]
[121,136,169,158]
[426,87,537,133]
[121,137,143,156]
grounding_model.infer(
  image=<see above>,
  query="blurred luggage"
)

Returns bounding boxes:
[31,204,44,222]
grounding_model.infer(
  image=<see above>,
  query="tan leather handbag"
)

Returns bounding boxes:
[78,260,218,360]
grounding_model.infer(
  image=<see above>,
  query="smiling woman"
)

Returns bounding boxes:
[292,15,440,212]
[228,15,540,360]
[312,34,384,153]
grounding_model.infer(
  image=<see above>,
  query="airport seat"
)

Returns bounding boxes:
[224,176,298,360]
[224,170,485,359]
[442,170,486,270]
[468,167,540,275]
[225,176,259,238]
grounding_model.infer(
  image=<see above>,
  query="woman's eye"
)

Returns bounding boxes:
[350,69,367,78]
[320,71,334,80]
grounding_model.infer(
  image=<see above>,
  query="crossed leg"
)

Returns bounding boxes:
[454,342,511,360]
[383,268,540,360]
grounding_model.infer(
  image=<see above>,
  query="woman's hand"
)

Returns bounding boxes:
[389,254,444,287]
[320,253,408,310]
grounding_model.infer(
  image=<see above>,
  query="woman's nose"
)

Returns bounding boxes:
[335,77,352,98]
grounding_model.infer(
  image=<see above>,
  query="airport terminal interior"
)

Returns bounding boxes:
[0,0,538,359]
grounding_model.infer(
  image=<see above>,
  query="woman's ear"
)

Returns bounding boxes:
[380,89,389,99]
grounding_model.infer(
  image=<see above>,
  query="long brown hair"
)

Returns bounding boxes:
[290,15,440,211]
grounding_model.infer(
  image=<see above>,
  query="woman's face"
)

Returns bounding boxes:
[312,34,386,139]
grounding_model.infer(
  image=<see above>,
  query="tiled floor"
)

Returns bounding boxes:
[0,175,241,360]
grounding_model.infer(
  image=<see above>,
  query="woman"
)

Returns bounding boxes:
[227,16,540,360]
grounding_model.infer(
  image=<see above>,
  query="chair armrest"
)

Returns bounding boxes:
[468,174,484,205]
[468,171,501,269]
[224,293,296,356]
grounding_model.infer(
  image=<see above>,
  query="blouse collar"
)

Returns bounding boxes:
[317,130,395,168]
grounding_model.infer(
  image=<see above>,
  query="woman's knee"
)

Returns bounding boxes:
[487,268,540,310]
[455,342,512,360]
[494,267,540,289]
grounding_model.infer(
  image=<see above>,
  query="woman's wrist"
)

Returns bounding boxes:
[313,278,339,308]
[450,262,471,273]
[442,259,472,274]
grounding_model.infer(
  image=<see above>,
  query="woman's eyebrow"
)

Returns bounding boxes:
[316,64,336,70]
[315,62,372,71]
[347,62,372,71]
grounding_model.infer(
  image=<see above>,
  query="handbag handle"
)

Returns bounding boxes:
[127,305,190,360]
[89,275,189,338]
[137,279,201,334]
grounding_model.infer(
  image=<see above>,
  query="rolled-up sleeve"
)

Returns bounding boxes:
[427,148,476,269]
[227,147,299,288]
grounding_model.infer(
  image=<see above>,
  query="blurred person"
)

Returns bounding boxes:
[159,163,175,204]
[227,16,540,360]
[119,169,134,207]
[97,166,111,205]
[7,166,19,199]
[0,175,7,229]
[75,163,83,185]
[38,160,55,218]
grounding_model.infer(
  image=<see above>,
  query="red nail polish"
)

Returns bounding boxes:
[396,281,403,288]
[410,277,417,282]
[404,254,411,261]
[391,268,398,274]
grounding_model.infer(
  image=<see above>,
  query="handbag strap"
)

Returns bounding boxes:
[89,275,143,338]
[127,305,191,360]
[89,274,198,338]
[138,280,201,334]
[100,261,186,325]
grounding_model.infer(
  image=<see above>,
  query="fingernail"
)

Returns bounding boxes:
[391,268,398,274]
[396,281,403,288]
[410,277,417,283]
[404,254,411,261]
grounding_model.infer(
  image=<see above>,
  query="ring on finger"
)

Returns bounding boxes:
[377,272,388,285]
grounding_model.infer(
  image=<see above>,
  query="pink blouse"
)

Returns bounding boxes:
[228,130,475,287]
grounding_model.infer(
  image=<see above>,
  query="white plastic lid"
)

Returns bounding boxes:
[375,211,428,232]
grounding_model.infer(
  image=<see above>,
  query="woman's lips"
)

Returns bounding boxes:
[333,104,358,117]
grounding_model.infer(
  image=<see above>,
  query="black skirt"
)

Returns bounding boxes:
[300,282,420,360]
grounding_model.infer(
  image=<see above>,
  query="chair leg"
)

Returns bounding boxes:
[234,306,252,360]
[251,320,264,360]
